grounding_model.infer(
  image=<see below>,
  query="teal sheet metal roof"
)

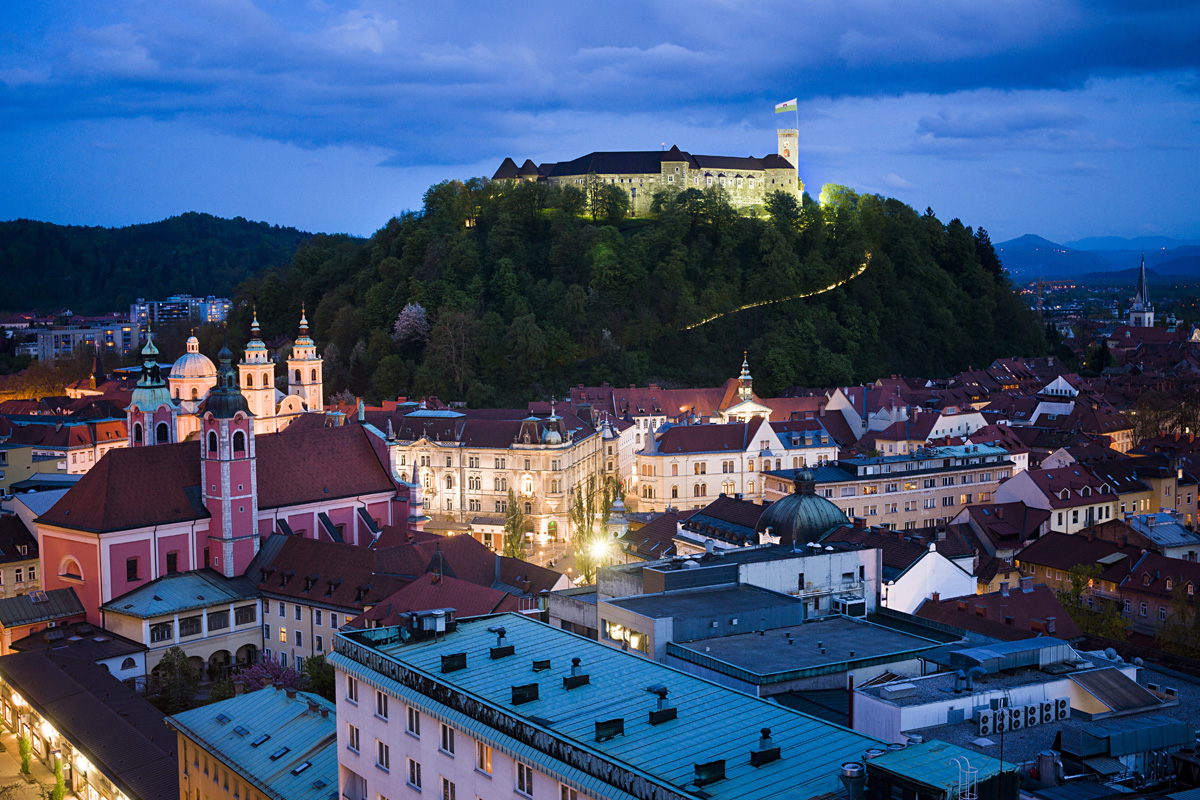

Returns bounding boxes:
[866,740,1016,797]
[333,613,886,800]
[166,688,337,800]
[102,568,258,618]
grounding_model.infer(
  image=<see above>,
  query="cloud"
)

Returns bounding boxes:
[916,106,1084,139]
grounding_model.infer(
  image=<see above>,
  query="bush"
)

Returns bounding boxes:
[17,735,30,775]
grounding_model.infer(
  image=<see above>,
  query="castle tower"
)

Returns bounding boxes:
[201,345,258,577]
[777,129,798,169]
[127,335,177,447]
[738,352,753,402]
[1128,254,1155,328]
[286,306,324,411]
[238,311,277,430]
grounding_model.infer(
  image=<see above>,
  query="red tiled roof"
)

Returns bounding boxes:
[0,516,38,565]
[915,583,1084,641]
[623,511,685,559]
[963,502,1050,548]
[655,417,766,455]
[1026,465,1119,509]
[1119,551,1200,602]
[257,536,407,610]
[823,525,930,573]
[1016,531,1143,583]
[346,573,521,628]
[38,425,395,533]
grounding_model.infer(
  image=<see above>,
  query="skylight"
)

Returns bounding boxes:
[215,713,231,724]
[291,761,311,775]
[250,734,271,747]
[233,726,250,737]
[269,747,291,761]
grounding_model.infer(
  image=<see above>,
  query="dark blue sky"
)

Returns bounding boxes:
[2,1,1199,243]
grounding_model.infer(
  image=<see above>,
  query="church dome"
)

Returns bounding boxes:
[129,336,174,412]
[541,423,563,445]
[170,336,217,380]
[754,470,849,546]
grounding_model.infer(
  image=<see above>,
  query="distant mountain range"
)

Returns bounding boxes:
[996,234,1200,283]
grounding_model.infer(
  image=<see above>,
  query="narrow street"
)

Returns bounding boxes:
[0,727,57,800]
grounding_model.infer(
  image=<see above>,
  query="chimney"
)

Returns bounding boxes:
[975,604,987,617]
[1046,616,1056,634]
[307,699,320,713]
[320,708,330,718]
[931,592,940,603]
[234,680,245,695]
[286,687,297,699]
[1000,581,1009,597]
[1019,576,1034,593]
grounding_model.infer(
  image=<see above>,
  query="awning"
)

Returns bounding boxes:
[1083,756,1125,776]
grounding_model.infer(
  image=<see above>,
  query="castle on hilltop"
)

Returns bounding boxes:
[493,129,803,216]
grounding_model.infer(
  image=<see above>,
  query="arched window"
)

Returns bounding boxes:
[191,387,199,399]
[524,502,532,514]
[133,423,143,444]
[694,484,702,497]
[59,557,83,581]
[208,431,218,453]
[155,422,169,444]
[233,430,246,453]
[311,369,317,382]
[445,475,454,489]
[174,387,180,398]
[671,485,678,499]
[121,657,136,670]
[294,369,301,383]
[246,373,253,387]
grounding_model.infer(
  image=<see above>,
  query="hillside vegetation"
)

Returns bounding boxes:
[231,180,1046,406]
[0,212,310,314]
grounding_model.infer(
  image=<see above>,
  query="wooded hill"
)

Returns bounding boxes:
[0,212,310,314]
[230,180,1046,407]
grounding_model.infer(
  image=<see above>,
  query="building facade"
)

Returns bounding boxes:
[35,322,140,361]
[764,445,1015,530]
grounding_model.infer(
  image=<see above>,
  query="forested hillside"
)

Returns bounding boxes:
[0,213,310,314]
[230,180,1046,407]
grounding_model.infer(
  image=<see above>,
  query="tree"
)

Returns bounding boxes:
[570,476,601,584]
[502,487,525,558]
[426,310,477,397]
[230,659,308,693]
[392,303,431,345]
[152,646,200,714]
[1086,338,1113,374]
[50,757,66,800]
[18,734,30,775]
[1055,564,1129,640]
[302,655,336,702]
[208,678,236,703]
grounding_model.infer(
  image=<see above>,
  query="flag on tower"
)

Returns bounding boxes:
[775,98,797,114]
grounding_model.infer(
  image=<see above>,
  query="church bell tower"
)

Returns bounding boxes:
[286,306,324,411]
[201,345,258,577]
[238,311,276,430]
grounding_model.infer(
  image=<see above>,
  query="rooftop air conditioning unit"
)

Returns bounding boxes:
[1040,701,1054,725]
[1008,708,1024,730]
[977,710,994,735]
[1024,705,1038,728]
[1055,697,1071,720]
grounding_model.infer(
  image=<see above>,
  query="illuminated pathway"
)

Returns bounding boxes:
[682,251,872,331]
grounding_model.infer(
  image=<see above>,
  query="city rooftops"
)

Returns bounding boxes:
[166,687,337,800]
[332,612,885,800]
[665,617,945,684]
[602,584,802,619]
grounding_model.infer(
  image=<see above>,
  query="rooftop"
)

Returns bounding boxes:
[333,613,885,800]
[602,584,802,619]
[101,568,258,618]
[167,688,337,800]
[10,620,144,660]
[666,617,945,683]
[0,587,84,628]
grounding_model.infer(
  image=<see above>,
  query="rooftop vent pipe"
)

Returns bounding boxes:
[965,666,986,692]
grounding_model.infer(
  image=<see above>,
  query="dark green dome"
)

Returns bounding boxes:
[754,469,849,546]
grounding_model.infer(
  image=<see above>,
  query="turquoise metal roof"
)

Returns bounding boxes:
[166,688,337,800]
[866,739,1015,797]
[102,568,258,618]
[334,613,886,800]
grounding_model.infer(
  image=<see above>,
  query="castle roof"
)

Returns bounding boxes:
[491,157,520,180]
[541,147,794,178]
[37,425,395,534]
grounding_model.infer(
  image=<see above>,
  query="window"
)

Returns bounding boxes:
[440,723,455,755]
[407,706,420,736]
[441,778,455,800]
[126,557,139,582]
[347,723,360,752]
[316,635,324,652]
[517,762,535,797]
[1159,606,1167,621]
[233,431,246,453]
[235,605,256,624]
[314,609,322,625]
[263,623,271,639]
[295,630,303,648]
[475,742,492,775]
[331,614,339,629]
[279,603,285,618]
[346,676,358,703]
[407,759,421,789]
[150,622,173,643]
[561,786,579,800]
[14,568,22,583]
[377,741,390,772]
[376,690,389,719]
[1140,602,1148,616]
[694,462,706,475]
[166,552,178,573]
[208,610,229,631]
[279,628,287,644]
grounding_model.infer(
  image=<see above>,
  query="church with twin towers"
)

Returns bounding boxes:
[493,129,804,216]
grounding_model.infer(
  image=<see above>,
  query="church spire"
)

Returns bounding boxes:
[1135,253,1149,306]
[738,351,753,401]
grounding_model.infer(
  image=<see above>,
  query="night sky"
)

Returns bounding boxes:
[3,1,1199,242]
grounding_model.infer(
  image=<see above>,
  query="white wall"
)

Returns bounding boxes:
[883,549,975,614]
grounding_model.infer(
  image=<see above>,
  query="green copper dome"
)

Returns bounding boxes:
[754,469,849,546]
